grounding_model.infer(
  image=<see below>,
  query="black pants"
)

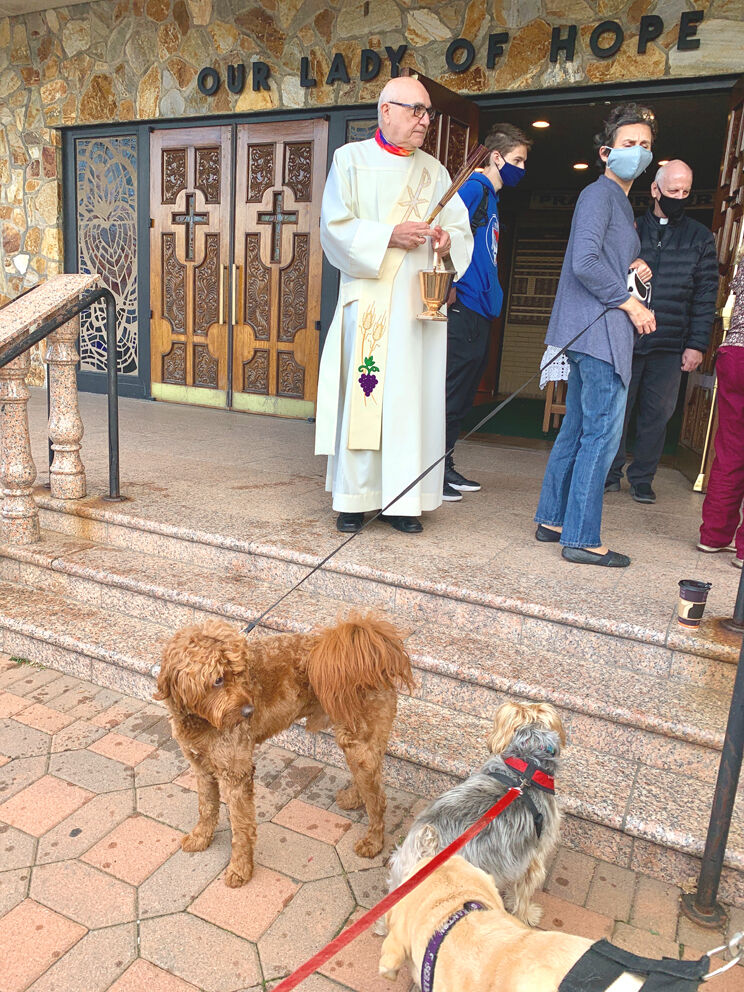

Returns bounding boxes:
[445,300,492,454]
[607,351,683,487]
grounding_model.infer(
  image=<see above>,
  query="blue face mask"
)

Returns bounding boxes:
[604,145,653,182]
[498,159,525,187]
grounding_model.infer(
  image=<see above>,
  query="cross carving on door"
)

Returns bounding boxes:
[171,192,209,261]
[257,190,298,263]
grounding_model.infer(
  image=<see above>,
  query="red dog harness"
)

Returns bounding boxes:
[484,756,555,839]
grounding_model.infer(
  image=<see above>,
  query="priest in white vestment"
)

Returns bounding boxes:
[315,76,473,534]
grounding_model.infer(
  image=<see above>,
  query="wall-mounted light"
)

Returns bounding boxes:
[532,120,550,128]
[657,159,669,166]
[573,163,589,170]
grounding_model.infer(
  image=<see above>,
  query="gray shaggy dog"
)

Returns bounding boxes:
[387,701,565,926]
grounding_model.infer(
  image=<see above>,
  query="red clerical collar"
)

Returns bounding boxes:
[375,128,414,157]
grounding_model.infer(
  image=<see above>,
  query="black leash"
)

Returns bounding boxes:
[242,308,610,634]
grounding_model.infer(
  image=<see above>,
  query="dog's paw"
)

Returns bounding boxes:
[181,830,213,853]
[524,902,544,927]
[335,785,364,810]
[224,862,253,888]
[378,959,400,981]
[354,833,384,858]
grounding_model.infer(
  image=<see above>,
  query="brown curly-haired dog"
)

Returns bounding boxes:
[154,614,413,888]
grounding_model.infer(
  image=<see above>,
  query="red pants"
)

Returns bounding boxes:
[700,346,744,559]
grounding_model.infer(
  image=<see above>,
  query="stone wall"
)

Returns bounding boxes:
[1,0,742,313]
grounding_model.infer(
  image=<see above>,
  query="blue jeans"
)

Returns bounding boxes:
[535,351,628,548]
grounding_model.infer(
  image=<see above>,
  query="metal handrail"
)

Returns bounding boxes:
[0,286,121,501]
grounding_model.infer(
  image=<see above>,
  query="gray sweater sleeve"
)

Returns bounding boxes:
[570,184,633,309]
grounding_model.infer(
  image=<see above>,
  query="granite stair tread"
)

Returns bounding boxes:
[0,532,733,754]
[0,530,374,635]
[407,626,731,750]
[0,579,170,674]
[36,496,743,667]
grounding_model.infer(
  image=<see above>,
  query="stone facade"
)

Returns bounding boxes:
[0,0,742,382]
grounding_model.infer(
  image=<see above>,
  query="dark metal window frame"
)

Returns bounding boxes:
[61,74,739,399]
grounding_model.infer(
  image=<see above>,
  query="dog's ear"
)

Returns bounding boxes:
[152,639,180,702]
[531,702,566,745]
[416,824,440,859]
[487,701,526,754]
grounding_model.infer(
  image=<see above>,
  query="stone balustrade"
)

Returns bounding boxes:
[0,274,101,545]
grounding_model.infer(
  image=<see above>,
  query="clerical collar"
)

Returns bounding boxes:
[375,128,413,157]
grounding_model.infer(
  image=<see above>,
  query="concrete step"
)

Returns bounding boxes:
[35,494,744,673]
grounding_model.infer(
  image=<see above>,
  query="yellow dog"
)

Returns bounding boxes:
[380,855,644,992]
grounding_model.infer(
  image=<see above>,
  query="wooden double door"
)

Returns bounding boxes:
[150,119,327,417]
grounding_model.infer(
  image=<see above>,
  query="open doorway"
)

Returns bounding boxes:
[464,86,731,456]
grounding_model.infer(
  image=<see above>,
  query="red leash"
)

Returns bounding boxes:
[272,786,523,992]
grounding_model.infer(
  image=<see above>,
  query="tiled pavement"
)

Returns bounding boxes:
[1,653,742,992]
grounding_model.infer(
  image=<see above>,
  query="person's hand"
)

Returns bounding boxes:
[389,221,435,250]
[681,348,704,372]
[619,296,656,335]
[431,225,451,256]
[629,258,653,282]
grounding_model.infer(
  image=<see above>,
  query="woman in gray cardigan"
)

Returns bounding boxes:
[534,104,658,567]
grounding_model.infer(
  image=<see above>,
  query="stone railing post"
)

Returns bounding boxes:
[0,350,40,544]
[45,316,86,499]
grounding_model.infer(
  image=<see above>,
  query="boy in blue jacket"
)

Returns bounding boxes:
[444,123,531,500]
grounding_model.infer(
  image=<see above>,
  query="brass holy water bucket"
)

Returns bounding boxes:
[418,255,455,322]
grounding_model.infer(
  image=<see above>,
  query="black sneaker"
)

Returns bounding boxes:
[442,482,463,502]
[444,456,481,492]
[630,483,656,504]
[604,480,621,493]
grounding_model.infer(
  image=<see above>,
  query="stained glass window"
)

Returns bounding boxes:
[76,135,138,375]
[346,119,377,143]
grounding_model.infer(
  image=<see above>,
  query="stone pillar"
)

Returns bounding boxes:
[0,350,40,544]
[46,316,86,499]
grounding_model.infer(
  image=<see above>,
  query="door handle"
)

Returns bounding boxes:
[219,264,227,323]
[232,263,240,324]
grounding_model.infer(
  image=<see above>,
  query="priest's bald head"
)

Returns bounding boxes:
[377,76,434,151]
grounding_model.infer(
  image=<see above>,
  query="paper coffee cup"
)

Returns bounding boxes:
[678,579,712,628]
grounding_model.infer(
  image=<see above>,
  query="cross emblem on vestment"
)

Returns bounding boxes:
[257,190,298,263]
[398,169,431,220]
[171,192,209,261]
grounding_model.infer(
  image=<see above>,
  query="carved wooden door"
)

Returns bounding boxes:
[232,119,328,418]
[150,127,232,406]
[401,68,479,173]
[679,78,744,489]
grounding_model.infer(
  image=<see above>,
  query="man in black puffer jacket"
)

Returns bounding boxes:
[606,159,718,503]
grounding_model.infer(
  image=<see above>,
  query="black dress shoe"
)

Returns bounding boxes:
[336,512,363,533]
[381,514,423,534]
[535,524,561,543]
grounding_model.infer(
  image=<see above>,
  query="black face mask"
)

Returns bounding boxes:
[656,191,689,222]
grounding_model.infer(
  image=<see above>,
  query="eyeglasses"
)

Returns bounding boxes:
[386,100,437,122]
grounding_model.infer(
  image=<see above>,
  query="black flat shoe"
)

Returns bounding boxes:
[380,514,423,534]
[336,512,363,533]
[535,524,561,543]
[562,547,630,567]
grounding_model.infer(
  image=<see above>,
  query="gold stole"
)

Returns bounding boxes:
[348,153,436,451]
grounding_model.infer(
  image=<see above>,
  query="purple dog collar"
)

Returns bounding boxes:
[421,901,487,992]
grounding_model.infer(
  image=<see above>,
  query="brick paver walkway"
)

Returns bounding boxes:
[1,653,742,992]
